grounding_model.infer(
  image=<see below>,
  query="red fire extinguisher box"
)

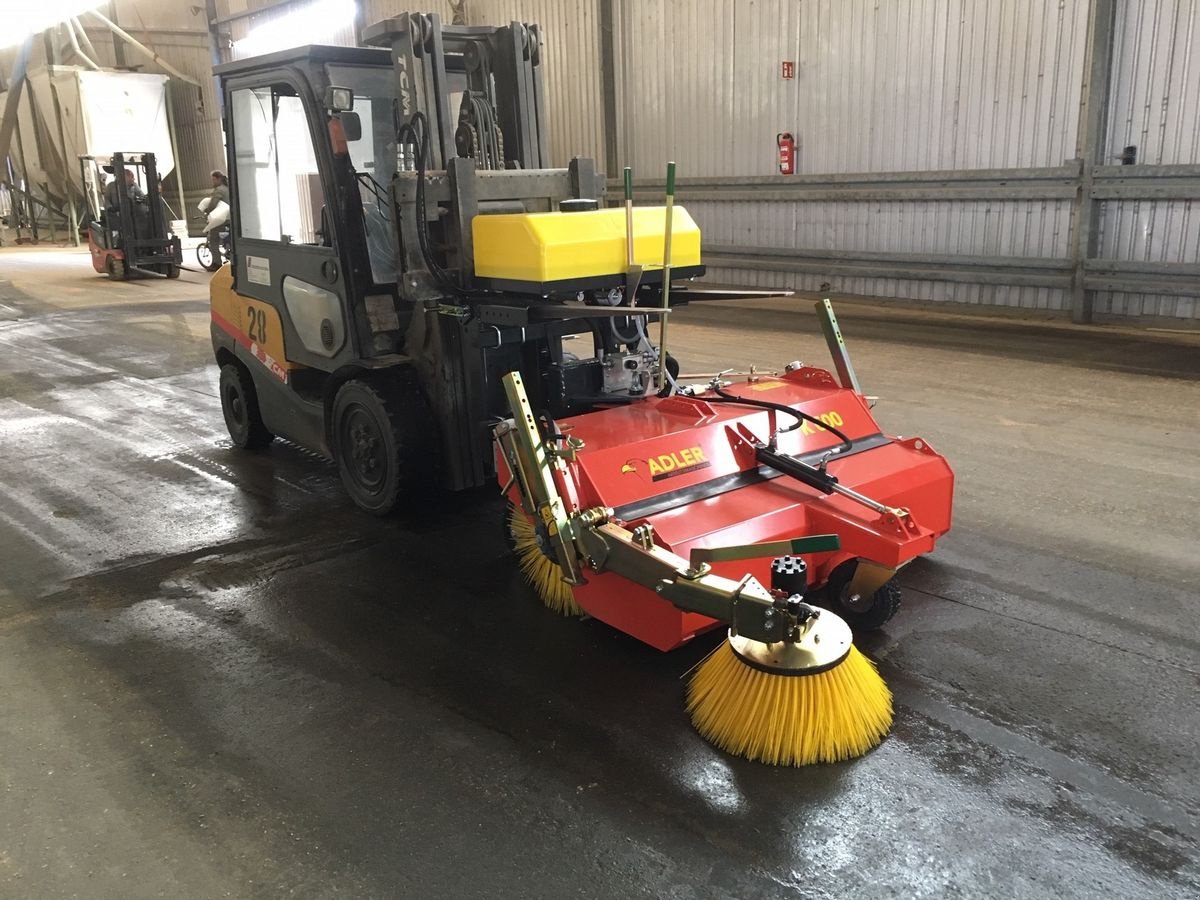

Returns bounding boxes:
[777,132,796,175]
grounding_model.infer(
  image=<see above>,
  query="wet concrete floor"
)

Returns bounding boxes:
[1,247,1197,897]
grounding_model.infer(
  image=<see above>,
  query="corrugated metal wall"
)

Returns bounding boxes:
[1094,0,1200,319]
[613,0,1090,176]
[601,0,1093,313]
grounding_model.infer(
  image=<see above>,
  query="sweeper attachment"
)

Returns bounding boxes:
[495,299,953,765]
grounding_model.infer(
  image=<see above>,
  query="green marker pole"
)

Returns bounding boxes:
[623,166,635,269]
[657,161,676,392]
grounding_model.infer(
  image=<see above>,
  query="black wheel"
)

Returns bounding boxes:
[106,256,126,280]
[219,363,274,450]
[331,374,430,516]
[822,561,902,631]
[197,241,220,271]
[166,264,181,279]
[656,352,681,397]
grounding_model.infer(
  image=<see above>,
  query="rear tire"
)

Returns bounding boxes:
[331,374,429,516]
[822,561,902,631]
[219,362,274,450]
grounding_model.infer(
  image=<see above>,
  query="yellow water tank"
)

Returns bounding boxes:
[471,205,702,285]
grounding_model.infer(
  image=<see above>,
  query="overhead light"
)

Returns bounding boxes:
[0,0,105,49]
[233,0,356,58]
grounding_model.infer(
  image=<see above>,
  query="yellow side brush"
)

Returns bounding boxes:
[507,504,584,616]
[686,608,892,766]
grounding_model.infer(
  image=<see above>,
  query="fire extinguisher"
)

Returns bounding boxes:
[777,132,796,175]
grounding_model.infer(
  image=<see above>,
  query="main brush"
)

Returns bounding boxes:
[506,503,584,616]
[686,604,892,766]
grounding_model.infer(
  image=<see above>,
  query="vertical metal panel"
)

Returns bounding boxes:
[1095,0,1200,318]
[1107,0,1200,165]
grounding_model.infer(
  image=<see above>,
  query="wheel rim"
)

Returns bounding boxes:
[340,403,386,492]
[197,244,213,268]
[841,584,873,613]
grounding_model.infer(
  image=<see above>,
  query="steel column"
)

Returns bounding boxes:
[1068,0,1118,324]
[0,36,33,170]
[598,0,620,175]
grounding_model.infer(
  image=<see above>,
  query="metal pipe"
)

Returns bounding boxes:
[0,36,33,171]
[656,161,675,392]
[64,19,100,71]
[47,79,79,245]
[71,18,101,60]
[164,84,187,236]
[85,9,203,86]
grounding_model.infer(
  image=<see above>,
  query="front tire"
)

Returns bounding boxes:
[197,241,220,272]
[219,362,274,450]
[331,375,429,516]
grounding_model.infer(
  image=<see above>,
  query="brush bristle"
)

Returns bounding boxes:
[508,506,584,616]
[686,640,893,766]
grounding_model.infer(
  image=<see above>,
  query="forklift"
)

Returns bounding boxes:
[209,21,704,510]
[210,13,953,651]
[81,152,182,280]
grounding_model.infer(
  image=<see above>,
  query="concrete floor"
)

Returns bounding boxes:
[1,246,1197,898]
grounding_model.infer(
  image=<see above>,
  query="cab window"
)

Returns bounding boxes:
[231,84,326,245]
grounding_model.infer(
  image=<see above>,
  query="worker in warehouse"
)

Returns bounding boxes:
[104,167,145,211]
[198,169,231,266]
[203,169,230,211]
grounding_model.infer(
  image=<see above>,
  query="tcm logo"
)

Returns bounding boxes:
[623,447,712,481]
[396,53,412,115]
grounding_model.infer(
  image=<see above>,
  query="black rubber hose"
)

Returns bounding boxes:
[702,386,853,453]
[399,114,468,297]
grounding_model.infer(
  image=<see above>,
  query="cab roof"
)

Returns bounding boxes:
[213,45,390,77]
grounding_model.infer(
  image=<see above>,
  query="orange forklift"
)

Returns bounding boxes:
[80,151,182,280]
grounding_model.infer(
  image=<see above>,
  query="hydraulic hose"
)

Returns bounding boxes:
[701,386,854,453]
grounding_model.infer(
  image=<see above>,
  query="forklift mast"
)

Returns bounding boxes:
[365,14,549,171]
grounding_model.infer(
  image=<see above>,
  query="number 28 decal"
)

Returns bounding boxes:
[246,306,268,344]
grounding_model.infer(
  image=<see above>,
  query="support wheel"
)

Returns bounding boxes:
[823,561,902,631]
[219,363,274,450]
[332,375,429,516]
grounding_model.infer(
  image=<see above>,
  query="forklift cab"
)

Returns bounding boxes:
[216,45,404,371]
[80,152,182,280]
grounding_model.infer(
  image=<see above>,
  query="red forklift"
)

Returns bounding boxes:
[81,152,182,280]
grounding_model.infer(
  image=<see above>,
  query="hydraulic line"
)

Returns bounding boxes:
[701,387,854,453]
